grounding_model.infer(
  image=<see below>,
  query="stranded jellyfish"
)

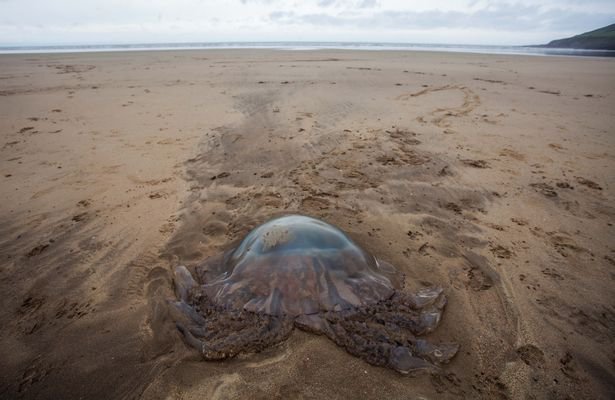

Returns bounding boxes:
[172,215,458,373]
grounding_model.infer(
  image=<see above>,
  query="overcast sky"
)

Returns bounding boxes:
[1,0,614,46]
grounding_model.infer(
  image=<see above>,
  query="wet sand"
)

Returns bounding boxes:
[0,49,614,399]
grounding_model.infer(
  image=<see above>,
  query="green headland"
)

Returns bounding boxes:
[538,23,615,50]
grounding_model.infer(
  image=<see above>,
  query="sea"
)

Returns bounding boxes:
[1,42,614,57]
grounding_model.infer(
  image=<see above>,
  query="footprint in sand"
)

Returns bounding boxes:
[516,344,545,368]
[499,148,525,161]
[541,268,564,281]
[461,159,490,168]
[148,192,167,200]
[530,182,558,198]
[18,356,55,393]
[211,172,230,180]
[548,143,566,151]
[77,199,91,207]
[26,243,50,258]
[575,177,602,191]
[71,213,88,222]
[490,244,513,259]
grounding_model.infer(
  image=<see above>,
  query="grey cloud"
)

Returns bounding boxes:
[240,0,276,4]
[307,0,380,8]
[1,0,612,45]
[357,0,378,8]
[317,0,378,7]
[268,3,614,33]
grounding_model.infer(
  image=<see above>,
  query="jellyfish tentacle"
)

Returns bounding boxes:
[377,290,447,335]
[413,339,459,365]
[324,317,391,367]
[417,308,443,334]
[388,346,438,374]
[174,265,199,303]
[319,312,438,373]
[294,313,333,335]
[176,323,207,352]
[168,300,206,326]
[178,310,294,360]
[392,287,445,309]
[312,289,457,373]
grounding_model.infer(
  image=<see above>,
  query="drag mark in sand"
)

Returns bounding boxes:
[396,85,481,132]
[158,90,522,397]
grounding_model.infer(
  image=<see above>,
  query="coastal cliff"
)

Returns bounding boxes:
[539,23,615,50]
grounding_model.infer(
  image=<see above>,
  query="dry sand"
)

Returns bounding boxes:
[0,49,613,399]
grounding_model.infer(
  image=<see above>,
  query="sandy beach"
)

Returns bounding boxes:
[0,49,613,399]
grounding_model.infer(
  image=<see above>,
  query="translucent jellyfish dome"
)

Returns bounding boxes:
[200,215,403,316]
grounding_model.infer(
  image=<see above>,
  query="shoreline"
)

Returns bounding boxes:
[2,43,615,58]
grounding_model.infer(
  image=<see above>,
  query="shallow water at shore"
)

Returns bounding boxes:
[2,41,615,57]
